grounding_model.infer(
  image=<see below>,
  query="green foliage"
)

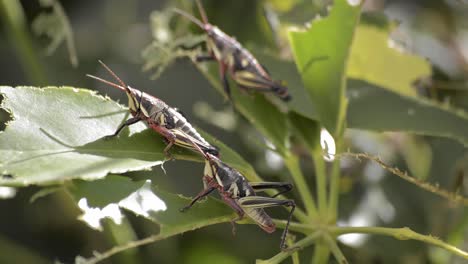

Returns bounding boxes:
[0,86,159,186]
[347,80,468,146]
[288,0,362,136]
[1,0,468,263]
[68,175,234,235]
[348,24,431,96]
[0,86,259,186]
[32,0,78,66]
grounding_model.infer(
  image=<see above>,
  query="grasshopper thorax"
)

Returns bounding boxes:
[126,86,167,119]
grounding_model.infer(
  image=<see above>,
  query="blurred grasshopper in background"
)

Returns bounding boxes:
[87,60,219,157]
[181,151,296,250]
[173,0,291,102]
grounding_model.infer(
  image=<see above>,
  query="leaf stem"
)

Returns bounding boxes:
[311,242,330,264]
[327,140,343,222]
[338,152,468,206]
[256,231,322,264]
[323,233,348,264]
[76,233,169,264]
[331,226,468,260]
[311,147,327,217]
[273,219,315,234]
[284,153,318,218]
[50,0,78,67]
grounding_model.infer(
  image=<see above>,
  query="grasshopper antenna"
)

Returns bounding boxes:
[86,74,126,92]
[195,0,209,25]
[88,60,139,108]
[172,8,205,29]
[97,60,131,94]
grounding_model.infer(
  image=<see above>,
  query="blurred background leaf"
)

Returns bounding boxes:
[0,0,467,263]
[288,0,362,136]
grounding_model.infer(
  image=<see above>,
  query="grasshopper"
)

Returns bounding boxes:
[181,152,295,250]
[87,61,219,157]
[173,0,291,102]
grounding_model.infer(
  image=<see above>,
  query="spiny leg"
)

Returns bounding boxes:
[219,194,245,236]
[150,124,177,158]
[180,186,216,212]
[178,39,206,51]
[219,64,232,101]
[238,196,296,250]
[249,182,293,198]
[104,116,141,139]
[196,54,215,62]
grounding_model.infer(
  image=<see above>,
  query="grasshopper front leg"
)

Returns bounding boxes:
[195,54,215,62]
[104,116,141,139]
[219,63,232,101]
[179,186,216,212]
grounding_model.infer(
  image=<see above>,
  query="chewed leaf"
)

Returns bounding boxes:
[347,24,431,96]
[0,86,164,186]
[0,86,261,186]
[288,0,362,135]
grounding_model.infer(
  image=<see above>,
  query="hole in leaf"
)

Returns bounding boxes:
[0,94,13,132]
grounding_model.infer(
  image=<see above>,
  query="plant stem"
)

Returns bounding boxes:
[324,233,348,264]
[311,147,327,217]
[50,0,78,67]
[284,153,318,218]
[327,140,343,222]
[331,226,468,260]
[273,219,316,234]
[78,233,169,264]
[257,231,322,264]
[312,242,330,264]
[0,0,47,85]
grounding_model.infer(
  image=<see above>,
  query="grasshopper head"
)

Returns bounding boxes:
[272,81,291,101]
[87,61,153,118]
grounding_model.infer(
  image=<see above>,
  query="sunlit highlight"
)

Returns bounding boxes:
[0,187,16,199]
[119,180,167,217]
[320,128,336,161]
[77,180,167,230]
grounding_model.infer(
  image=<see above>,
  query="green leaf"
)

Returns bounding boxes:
[288,112,320,151]
[288,0,362,135]
[0,86,261,186]
[347,80,468,146]
[68,175,234,235]
[0,86,160,186]
[195,63,290,155]
[347,24,431,96]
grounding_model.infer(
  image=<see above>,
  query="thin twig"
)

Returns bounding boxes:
[338,152,468,206]
[331,226,468,260]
